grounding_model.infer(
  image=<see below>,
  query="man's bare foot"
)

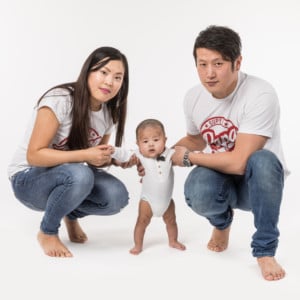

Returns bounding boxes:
[129,245,142,255]
[169,241,186,251]
[37,231,73,257]
[207,227,230,252]
[257,256,286,281]
[64,217,88,243]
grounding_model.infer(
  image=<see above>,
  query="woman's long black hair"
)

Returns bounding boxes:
[38,46,129,149]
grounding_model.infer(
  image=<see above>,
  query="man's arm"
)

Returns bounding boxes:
[174,134,206,151]
[172,133,267,175]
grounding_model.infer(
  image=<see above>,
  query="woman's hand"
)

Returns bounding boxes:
[85,145,113,167]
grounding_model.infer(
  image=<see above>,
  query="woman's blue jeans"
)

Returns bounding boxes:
[10,163,129,235]
[184,150,284,257]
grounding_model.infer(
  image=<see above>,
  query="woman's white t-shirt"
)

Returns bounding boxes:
[8,88,114,178]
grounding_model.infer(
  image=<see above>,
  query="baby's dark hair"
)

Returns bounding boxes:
[135,119,165,139]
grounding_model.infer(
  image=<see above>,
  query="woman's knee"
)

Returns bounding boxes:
[61,164,94,195]
[105,180,129,212]
[114,183,129,209]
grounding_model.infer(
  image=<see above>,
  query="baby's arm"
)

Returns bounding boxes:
[111,147,134,163]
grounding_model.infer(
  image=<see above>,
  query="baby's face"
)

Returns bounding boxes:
[136,126,166,158]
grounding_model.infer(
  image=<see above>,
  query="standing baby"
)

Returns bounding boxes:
[112,119,186,254]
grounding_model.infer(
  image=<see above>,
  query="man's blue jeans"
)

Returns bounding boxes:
[10,163,129,235]
[184,150,284,257]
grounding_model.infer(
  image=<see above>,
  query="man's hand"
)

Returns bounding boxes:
[172,146,189,166]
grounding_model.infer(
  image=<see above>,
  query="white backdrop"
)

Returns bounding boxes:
[1,0,299,299]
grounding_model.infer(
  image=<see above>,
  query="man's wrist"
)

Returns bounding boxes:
[182,150,193,167]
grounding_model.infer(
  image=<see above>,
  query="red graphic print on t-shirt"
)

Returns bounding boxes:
[52,128,102,149]
[200,117,238,152]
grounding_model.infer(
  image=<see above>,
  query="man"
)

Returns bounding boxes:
[172,25,289,281]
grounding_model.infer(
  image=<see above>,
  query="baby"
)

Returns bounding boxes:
[112,119,186,254]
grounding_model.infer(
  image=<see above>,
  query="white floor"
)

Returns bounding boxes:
[1,166,299,300]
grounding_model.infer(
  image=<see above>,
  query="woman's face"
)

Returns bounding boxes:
[88,59,125,111]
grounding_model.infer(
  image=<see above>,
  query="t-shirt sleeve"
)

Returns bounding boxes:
[111,147,134,162]
[238,91,279,138]
[183,88,201,136]
[37,90,72,124]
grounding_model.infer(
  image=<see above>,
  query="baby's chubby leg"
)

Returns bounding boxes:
[163,200,186,251]
[130,200,152,255]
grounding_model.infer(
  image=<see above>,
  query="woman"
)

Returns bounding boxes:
[8,47,134,258]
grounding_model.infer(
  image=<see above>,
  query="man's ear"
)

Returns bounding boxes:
[235,55,242,71]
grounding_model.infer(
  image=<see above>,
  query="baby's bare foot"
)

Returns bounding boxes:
[129,246,142,255]
[257,256,286,281]
[207,227,230,252]
[64,217,88,243]
[37,231,72,257]
[169,241,186,251]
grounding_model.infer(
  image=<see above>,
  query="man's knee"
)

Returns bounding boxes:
[247,150,283,180]
[184,168,215,215]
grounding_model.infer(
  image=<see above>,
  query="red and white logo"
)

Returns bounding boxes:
[200,117,238,152]
[52,128,102,149]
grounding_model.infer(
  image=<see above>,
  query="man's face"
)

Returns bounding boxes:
[195,48,241,99]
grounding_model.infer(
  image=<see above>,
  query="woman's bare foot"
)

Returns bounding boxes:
[207,227,230,252]
[169,241,186,251]
[129,245,143,255]
[64,217,88,243]
[37,231,73,257]
[257,256,286,281]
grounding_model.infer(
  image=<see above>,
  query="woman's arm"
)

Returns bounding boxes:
[27,107,112,167]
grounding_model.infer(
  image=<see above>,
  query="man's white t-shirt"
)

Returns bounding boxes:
[184,72,289,176]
